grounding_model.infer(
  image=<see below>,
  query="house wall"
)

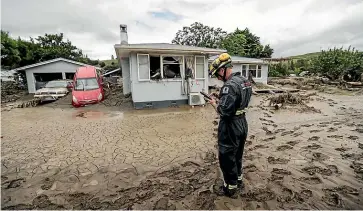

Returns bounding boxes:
[25,61,83,93]
[128,52,209,108]
[256,64,268,84]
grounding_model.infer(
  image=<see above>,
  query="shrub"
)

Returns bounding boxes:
[310,46,363,80]
[99,61,106,68]
[269,62,289,77]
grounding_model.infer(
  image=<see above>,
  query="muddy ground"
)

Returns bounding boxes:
[1,88,363,209]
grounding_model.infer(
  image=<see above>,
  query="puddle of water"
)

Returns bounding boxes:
[72,110,124,120]
[124,105,208,117]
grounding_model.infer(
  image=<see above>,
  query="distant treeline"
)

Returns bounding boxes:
[1,31,118,71]
[269,46,363,80]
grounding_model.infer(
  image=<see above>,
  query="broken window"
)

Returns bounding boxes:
[185,56,195,79]
[150,56,161,80]
[162,56,183,79]
[195,56,205,79]
[137,54,185,81]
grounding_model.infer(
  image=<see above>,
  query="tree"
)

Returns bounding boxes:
[104,64,119,71]
[1,31,99,69]
[16,37,42,67]
[295,59,306,69]
[288,60,295,71]
[310,46,363,80]
[99,61,106,68]
[269,62,289,77]
[220,29,247,56]
[221,28,273,58]
[1,31,21,69]
[260,44,274,58]
[171,22,227,48]
[172,24,274,58]
[34,33,84,61]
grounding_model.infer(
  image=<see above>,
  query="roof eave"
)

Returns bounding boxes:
[233,60,268,64]
[208,59,267,64]
[10,57,102,72]
[114,45,226,55]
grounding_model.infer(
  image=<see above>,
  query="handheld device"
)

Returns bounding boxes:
[200,91,212,100]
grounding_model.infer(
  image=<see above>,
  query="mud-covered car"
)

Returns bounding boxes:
[34,79,73,102]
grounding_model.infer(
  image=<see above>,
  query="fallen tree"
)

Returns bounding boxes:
[268,92,319,112]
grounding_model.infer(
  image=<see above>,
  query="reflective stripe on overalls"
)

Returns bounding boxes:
[235,108,247,116]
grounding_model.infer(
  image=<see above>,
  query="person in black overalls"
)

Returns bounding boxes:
[207,53,252,198]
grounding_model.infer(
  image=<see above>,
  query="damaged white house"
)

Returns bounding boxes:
[114,24,226,109]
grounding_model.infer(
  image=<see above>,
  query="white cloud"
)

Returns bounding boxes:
[1,0,363,60]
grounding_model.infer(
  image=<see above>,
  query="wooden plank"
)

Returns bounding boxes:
[254,89,300,94]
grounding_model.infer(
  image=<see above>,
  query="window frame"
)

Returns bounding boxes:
[241,64,248,78]
[257,65,262,78]
[161,54,184,81]
[137,53,151,81]
[194,56,206,80]
[241,64,263,79]
[137,53,186,81]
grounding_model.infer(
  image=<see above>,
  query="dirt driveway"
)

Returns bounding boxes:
[1,92,363,209]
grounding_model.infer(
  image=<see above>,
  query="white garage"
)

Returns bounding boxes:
[11,58,101,93]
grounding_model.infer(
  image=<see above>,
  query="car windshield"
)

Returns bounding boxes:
[74,77,99,91]
[45,81,67,88]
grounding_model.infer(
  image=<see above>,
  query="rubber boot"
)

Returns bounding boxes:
[212,183,238,199]
[237,175,244,189]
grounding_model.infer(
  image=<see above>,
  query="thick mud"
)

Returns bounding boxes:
[2,91,363,209]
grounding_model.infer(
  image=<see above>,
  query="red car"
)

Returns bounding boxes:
[72,66,105,107]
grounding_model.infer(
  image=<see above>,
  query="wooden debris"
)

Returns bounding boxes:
[17,98,41,108]
[255,89,300,94]
[269,92,304,107]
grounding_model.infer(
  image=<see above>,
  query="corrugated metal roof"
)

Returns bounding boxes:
[10,57,102,72]
[209,55,266,64]
[114,43,226,54]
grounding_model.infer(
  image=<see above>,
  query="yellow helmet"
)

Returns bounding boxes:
[209,53,233,76]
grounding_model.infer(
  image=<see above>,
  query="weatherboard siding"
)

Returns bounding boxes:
[258,65,268,84]
[25,61,82,93]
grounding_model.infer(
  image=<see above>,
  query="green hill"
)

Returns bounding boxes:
[289,52,321,60]
[101,59,118,66]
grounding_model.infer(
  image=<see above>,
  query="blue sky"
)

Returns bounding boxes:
[150,10,183,22]
[2,0,363,60]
